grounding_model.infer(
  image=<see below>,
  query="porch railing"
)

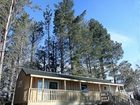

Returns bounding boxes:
[28,88,101,102]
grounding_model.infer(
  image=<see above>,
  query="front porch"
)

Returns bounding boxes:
[26,76,122,105]
[28,88,101,105]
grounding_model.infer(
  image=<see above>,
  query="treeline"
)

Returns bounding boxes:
[0,0,140,103]
[27,0,124,80]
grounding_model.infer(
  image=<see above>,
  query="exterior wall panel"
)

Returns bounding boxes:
[14,71,30,104]
[14,70,123,105]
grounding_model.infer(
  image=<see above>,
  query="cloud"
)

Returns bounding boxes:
[109,31,134,47]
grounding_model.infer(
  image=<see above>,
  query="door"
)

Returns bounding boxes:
[44,80,49,100]
[37,79,42,101]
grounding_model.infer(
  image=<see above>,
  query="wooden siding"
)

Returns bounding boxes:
[32,77,64,89]
[28,88,101,105]
[66,81,80,90]
[110,85,117,93]
[14,71,30,104]
[32,77,38,88]
[14,71,122,105]
[87,83,101,91]
[30,78,118,93]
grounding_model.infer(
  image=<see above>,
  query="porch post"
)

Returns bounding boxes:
[99,84,101,92]
[64,80,66,90]
[123,86,125,92]
[42,78,44,89]
[79,82,81,90]
[42,78,44,101]
[28,76,33,101]
[109,85,111,92]
[118,86,120,91]
[116,86,119,92]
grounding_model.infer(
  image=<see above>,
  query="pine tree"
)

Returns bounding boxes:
[2,12,32,104]
[54,0,86,73]
[109,41,123,83]
[36,47,47,70]
[0,0,32,82]
[54,0,74,73]
[88,19,112,79]
[29,21,44,63]
[43,6,52,70]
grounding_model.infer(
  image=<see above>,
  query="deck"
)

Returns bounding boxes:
[16,88,113,105]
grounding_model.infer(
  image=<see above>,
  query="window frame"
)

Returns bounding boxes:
[81,84,88,91]
[43,79,59,89]
[49,81,59,89]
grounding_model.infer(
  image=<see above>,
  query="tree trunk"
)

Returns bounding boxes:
[0,0,15,81]
[47,23,50,67]
[69,36,73,73]
[60,37,64,73]
[11,38,23,105]
[88,55,92,74]
[54,42,57,72]
[43,54,46,71]
[99,57,105,79]
[114,75,116,83]
[112,64,116,83]
[51,41,57,72]
[11,58,19,105]
[11,66,19,105]
[30,41,35,63]
[111,61,116,83]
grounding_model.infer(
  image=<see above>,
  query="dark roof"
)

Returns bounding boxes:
[22,68,112,84]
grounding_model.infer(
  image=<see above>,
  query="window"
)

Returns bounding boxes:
[38,79,42,89]
[38,79,59,89]
[81,84,88,91]
[104,86,107,90]
[104,86,110,92]
[49,82,58,89]
[44,80,49,89]
[120,86,124,90]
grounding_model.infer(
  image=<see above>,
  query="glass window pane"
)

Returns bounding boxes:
[44,80,49,89]
[81,84,87,91]
[38,79,42,89]
[49,82,58,89]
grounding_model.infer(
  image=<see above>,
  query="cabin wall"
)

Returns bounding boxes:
[59,80,64,89]
[101,84,108,91]
[31,77,107,92]
[32,77,38,88]
[99,84,117,93]
[66,81,80,90]
[110,85,117,93]
[14,71,30,104]
[94,84,100,91]
[87,83,100,91]
[23,76,118,93]
[32,77,64,89]
[14,71,123,105]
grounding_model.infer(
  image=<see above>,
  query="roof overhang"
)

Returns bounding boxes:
[30,74,124,86]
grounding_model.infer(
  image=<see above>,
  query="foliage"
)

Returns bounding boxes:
[0,0,37,104]
[115,61,140,89]
[29,21,44,62]
[3,0,140,103]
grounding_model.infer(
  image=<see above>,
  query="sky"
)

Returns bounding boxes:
[26,0,140,68]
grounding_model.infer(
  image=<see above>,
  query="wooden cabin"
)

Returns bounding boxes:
[14,69,125,105]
